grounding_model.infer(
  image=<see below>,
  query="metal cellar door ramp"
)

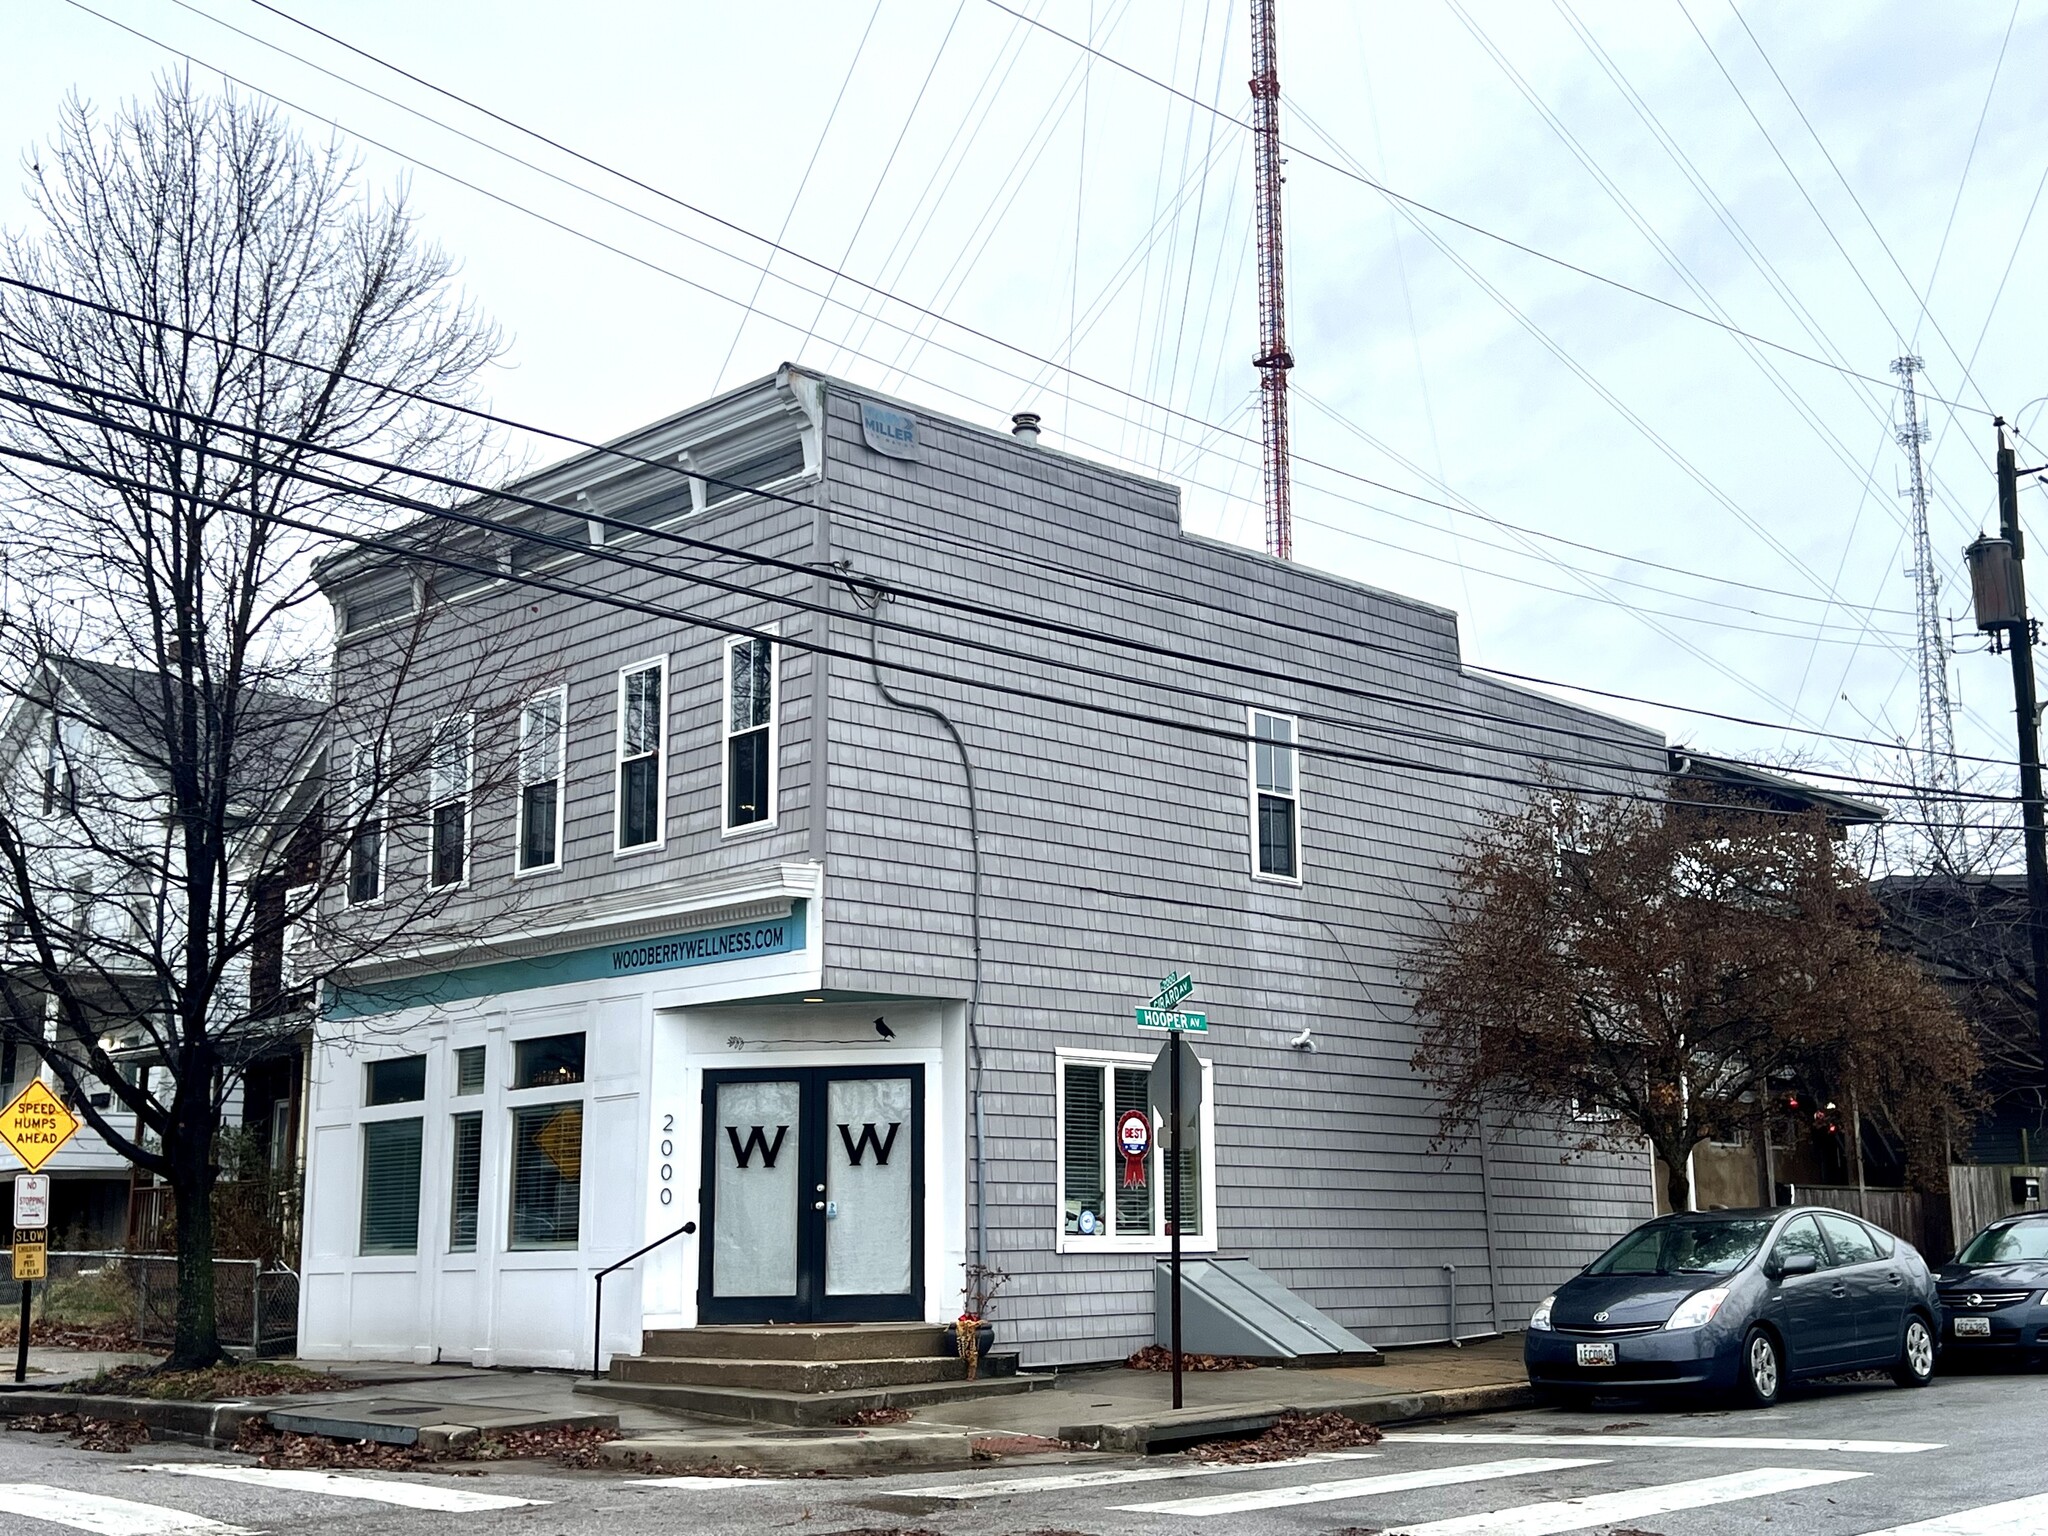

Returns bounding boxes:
[1155,1257,1379,1362]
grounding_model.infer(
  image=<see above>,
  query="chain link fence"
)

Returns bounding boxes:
[37,1251,298,1357]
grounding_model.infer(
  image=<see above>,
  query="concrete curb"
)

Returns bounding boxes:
[1062,1380,1538,1454]
[599,1426,979,1474]
[0,1390,262,1447]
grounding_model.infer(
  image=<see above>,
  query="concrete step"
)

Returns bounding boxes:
[597,1425,979,1473]
[609,1353,972,1393]
[577,1365,1049,1427]
[639,1324,952,1362]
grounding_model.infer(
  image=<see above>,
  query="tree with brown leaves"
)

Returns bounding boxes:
[1411,792,1978,1213]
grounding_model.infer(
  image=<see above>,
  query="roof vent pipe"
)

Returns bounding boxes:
[1010,411,1042,445]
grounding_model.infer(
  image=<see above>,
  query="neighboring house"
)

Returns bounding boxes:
[301,366,1672,1371]
[1658,753,1887,1213]
[0,656,319,1251]
[1873,872,2047,1166]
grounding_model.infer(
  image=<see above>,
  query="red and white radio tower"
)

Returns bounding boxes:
[1250,0,1294,561]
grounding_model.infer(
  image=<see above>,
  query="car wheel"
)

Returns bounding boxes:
[1892,1315,1936,1388]
[1735,1326,1782,1408]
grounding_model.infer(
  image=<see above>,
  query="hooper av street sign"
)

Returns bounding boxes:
[1135,1006,1208,1033]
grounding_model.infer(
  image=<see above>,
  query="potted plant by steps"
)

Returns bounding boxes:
[949,1261,1010,1380]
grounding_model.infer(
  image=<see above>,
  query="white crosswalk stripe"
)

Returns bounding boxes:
[0,1483,248,1536]
[1857,1493,2048,1535]
[1112,1456,1605,1517]
[1391,1432,1943,1455]
[135,1463,542,1511]
[913,1452,1378,1500]
[1379,1465,1870,1536]
[626,1475,780,1490]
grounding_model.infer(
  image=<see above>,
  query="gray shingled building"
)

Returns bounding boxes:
[297,366,1663,1371]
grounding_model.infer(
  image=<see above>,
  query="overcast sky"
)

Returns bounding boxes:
[8,1,2045,813]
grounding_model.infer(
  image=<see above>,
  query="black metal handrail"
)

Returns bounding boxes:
[591,1221,696,1378]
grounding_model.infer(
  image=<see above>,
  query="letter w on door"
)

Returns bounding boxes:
[727,1124,788,1168]
[838,1122,900,1167]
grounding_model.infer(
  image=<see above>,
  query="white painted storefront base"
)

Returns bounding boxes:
[301,971,965,1368]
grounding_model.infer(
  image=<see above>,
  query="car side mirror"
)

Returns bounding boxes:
[1771,1252,1818,1279]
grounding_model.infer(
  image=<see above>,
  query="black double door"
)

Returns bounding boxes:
[698,1065,924,1324]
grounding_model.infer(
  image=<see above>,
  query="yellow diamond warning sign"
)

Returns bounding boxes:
[535,1106,582,1181]
[0,1080,80,1172]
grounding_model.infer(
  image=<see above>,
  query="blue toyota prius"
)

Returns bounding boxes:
[1524,1207,1939,1408]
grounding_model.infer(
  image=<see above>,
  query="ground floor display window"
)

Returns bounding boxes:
[1059,1052,1204,1248]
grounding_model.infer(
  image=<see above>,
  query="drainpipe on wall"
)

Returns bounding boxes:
[862,595,988,1283]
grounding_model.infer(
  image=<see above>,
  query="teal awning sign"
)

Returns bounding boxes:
[327,902,808,1019]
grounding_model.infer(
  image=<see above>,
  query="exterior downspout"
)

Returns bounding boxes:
[862,594,987,1283]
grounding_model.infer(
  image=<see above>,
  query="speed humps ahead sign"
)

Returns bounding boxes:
[0,1081,80,1172]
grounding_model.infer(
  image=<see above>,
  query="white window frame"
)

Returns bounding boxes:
[1054,1046,1217,1256]
[515,686,567,877]
[428,713,473,890]
[613,657,669,856]
[346,741,384,907]
[1247,706,1303,885]
[720,630,779,837]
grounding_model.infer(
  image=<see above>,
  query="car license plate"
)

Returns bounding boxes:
[1955,1316,1991,1338]
[1575,1341,1616,1367]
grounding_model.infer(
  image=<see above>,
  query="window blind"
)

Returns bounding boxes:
[453,1046,485,1096]
[449,1113,482,1252]
[360,1118,423,1255]
[1061,1065,1104,1235]
[510,1102,581,1250]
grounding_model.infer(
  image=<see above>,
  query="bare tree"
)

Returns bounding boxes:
[1410,792,1980,1213]
[0,75,507,1366]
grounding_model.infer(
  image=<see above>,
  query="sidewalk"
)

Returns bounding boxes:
[920,1334,1533,1452]
[0,1336,1533,1473]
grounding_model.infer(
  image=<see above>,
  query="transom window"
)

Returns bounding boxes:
[517,688,565,872]
[1249,709,1300,881]
[616,659,666,851]
[723,635,776,832]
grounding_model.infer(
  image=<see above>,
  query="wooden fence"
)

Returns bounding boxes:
[1783,1184,1948,1261]
[1948,1164,2048,1249]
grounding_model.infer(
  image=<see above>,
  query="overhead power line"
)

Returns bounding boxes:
[0,420,2002,829]
[979,0,1992,416]
[0,270,2007,773]
[0,361,2017,810]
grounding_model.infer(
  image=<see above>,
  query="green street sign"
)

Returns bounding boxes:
[1149,971,1195,1011]
[1136,1006,1208,1033]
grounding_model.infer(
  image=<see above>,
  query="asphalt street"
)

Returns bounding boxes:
[0,1366,2045,1536]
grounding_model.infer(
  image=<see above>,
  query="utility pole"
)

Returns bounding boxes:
[1894,356,1960,854]
[1250,0,1293,561]
[1969,419,2048,1091]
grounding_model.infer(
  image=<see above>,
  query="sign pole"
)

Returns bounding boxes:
[14,1280,28,1383]
[1169,1024,1184,1411]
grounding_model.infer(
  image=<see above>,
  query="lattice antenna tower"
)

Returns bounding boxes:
[1892,354,1960,839]
[1250,0,1294,560]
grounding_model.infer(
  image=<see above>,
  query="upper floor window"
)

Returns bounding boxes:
[347,742,383,905]
[517,688,565,873]
[616,659,667,852]
[429,715,472,889]
[1249,709,1300,881]
[724,635,776,832]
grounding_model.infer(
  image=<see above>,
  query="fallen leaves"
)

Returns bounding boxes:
[1124,1346,1258,1372]
[1188,1410,1384,1463]
[231,1420,622,1469]
[971,1434,1082,1459]
[5,1413,149,1452]
[77,1363,355,1401]
[838,1407,913,1427]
